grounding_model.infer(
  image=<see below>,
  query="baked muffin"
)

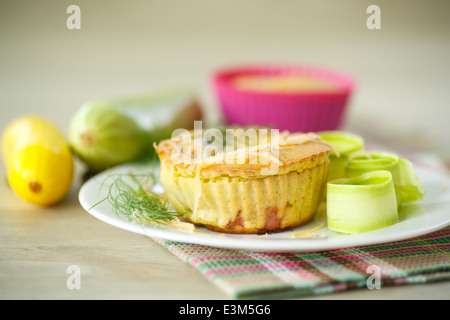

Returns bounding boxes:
[232,75,341,93]
[154,129,333,234]
[213,65,355,133]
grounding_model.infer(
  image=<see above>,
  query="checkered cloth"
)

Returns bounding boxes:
[153,228,450,299]
[152,150,450,299]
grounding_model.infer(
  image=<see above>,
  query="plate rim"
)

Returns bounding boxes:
[79,163,450,252]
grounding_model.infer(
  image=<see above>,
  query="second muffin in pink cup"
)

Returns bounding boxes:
[212,64,356,132]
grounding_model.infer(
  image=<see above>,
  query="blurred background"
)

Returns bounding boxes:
[1,0,450,166]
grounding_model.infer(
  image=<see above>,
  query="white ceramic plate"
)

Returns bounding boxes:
[79,162,450,252]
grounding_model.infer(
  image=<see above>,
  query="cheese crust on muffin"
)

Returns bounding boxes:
[154,130,333,234]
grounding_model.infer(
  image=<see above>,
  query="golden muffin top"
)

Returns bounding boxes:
[154,128,335,179]
[232,75,340,93]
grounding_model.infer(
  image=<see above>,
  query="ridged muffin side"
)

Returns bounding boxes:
[159,154,329,234]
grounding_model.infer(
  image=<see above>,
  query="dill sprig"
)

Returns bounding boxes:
[90,172,182,225]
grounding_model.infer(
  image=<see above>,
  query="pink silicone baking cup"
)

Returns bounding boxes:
[212,65,356,133]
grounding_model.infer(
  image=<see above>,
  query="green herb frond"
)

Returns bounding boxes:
[89,172,182,225]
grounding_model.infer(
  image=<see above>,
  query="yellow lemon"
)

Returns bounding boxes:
[2,115,74,206]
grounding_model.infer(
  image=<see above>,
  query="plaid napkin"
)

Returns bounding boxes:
[153,228,450,299]
[151,150,450,299]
